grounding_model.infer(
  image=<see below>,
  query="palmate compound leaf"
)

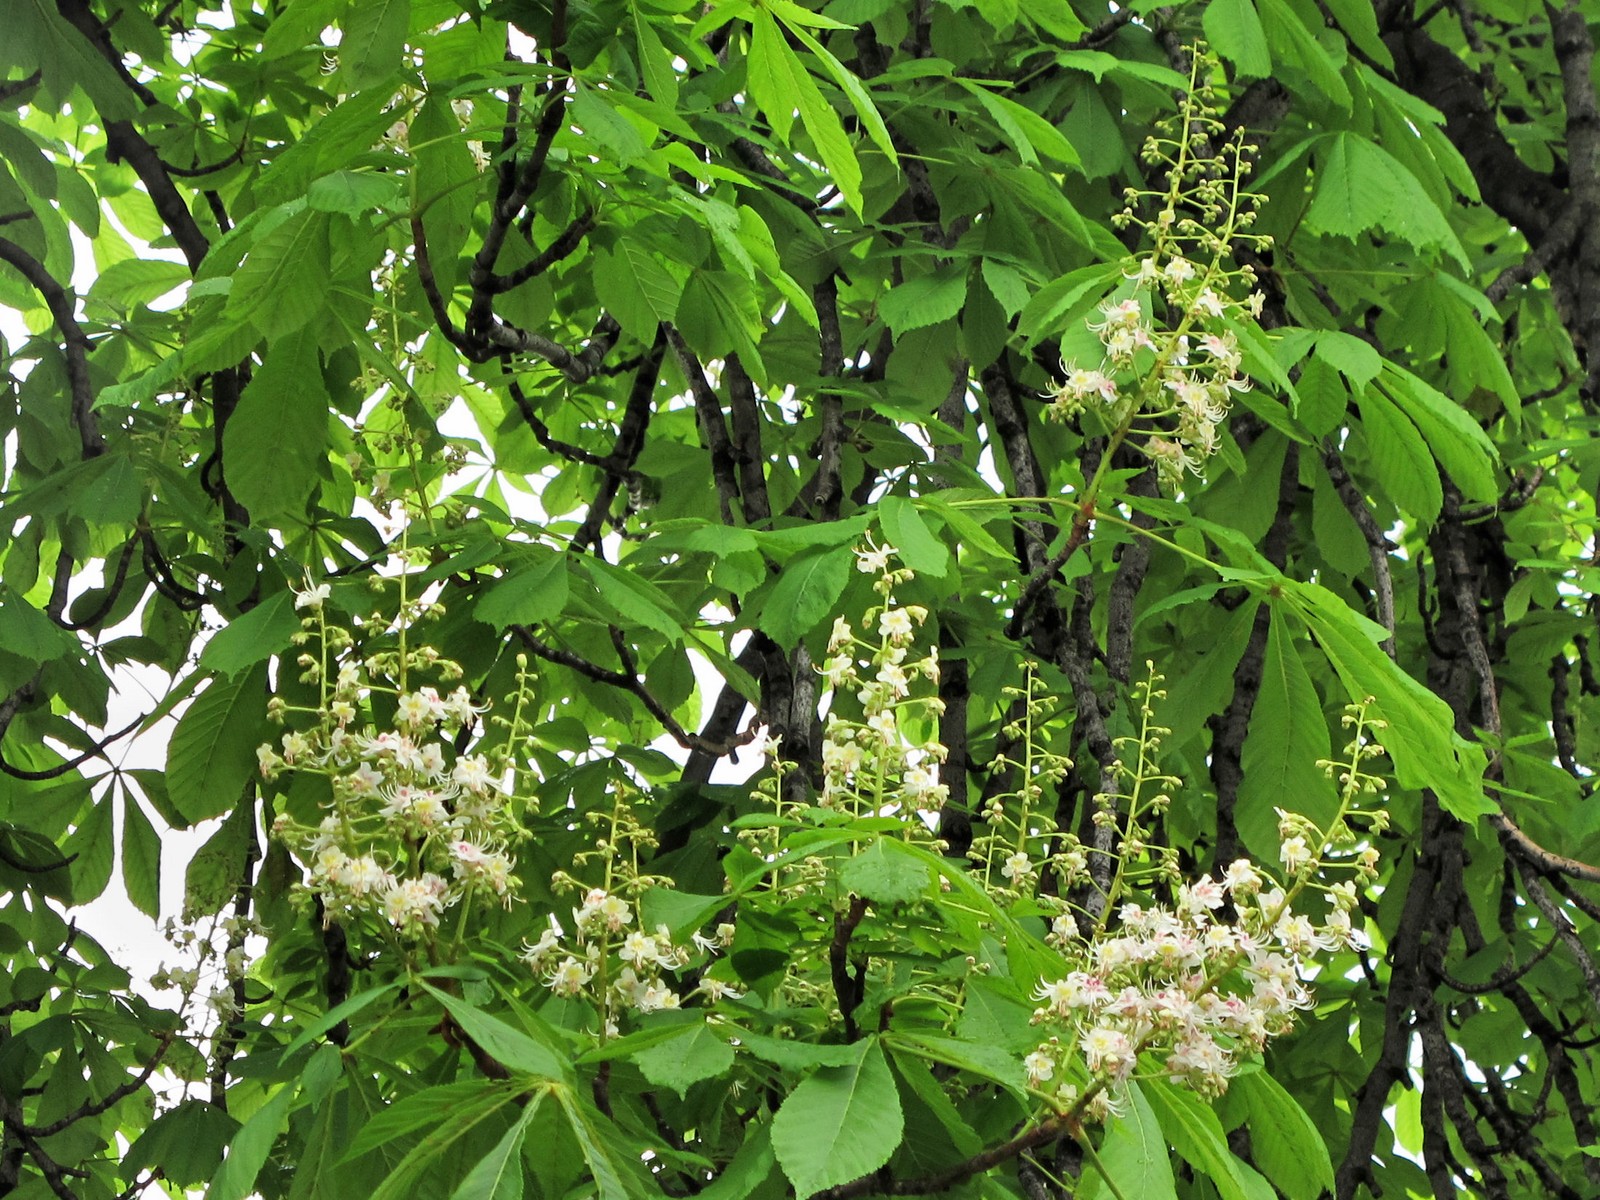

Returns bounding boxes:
[770,1037,904,1199]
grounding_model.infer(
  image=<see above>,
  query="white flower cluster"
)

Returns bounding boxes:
[815,541,948,819]
[1047,51,1270,489]
[1023,858,1363,1116]
[521,888,740,1026]
[1047,256,1258,488]
[263,595,523,939]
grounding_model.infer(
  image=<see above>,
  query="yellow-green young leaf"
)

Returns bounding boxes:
[793,65,863,217]
[7,0,137,119]
[166,665,269,824]
[1257,0,1352,111]
[87,258,191,308]
[1093,1082,1178,1200]
[221,332,330,524]
[632,9,678,106]
[877,495,950,578]
[1357,387,1440,525]
[746,11,803,142]
[340,0,410,91]
[581,559,683,644]
[771,1039,904,1199]
[779,20,897,165]
[120,789,161,919]
[1202,0,1271,77]
[1378,364,1500,503]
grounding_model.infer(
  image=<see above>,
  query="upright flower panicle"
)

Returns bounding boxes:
[1046,48,1271,489]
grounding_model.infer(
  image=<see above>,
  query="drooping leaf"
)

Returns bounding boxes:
[770,1038,904,1199]
[166,665,269,824]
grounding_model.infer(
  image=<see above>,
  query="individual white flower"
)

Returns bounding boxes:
[1081,1026,1135,1076]
[1192,288,1226,318]
[295,582,331,611]
[638,982,680,1012]
[1024,1049,1055,1085]
[1001,851,1033,884]
[1164,257,1196,285]
[452,754,494,794]
[878,608,915,640]
[418,742,446,779]
[522,927,561,967]
[1223,859,1262,895]
[383,875,447,930]
[548,955,593,997]
[396,691,436,728]
[855,541,897,574]
[828,616,854,652]
[699,977,743,1002]
[1279,836,1312,873]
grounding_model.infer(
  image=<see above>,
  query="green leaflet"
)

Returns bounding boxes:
[1283,581,1492,819]
[1233,1071,1336,1200]
[755,544,854,648]
[1203,0,1271,77]
[119,787,161,919]
[475,552,570,631]
[1239,607,1339,860]
[770,1038,904,1199]
[953,78,1080,168]
[745,10,863,216]
[448,1096,544,1200]
[199,588,303,677]
[1356,385,1441,525]
[166,665,269,824]
[209,1082,297,1200]
[1091,1081,1177,1200]
[226,208,333,338]
[221,332,331,524]
[879,266,969,335]
[1143,1080,1272,1200]
[633,1021,736,1097]
[340,0,411,92]
[61,793,113,904]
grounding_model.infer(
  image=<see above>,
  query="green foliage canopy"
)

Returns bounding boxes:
[1,1,1599,1199]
